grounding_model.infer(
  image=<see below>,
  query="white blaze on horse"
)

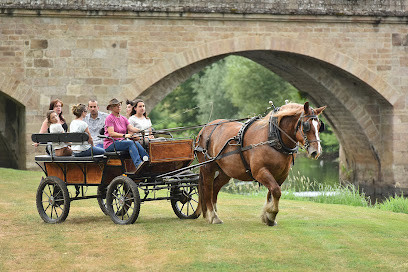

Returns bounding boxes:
[194,102,326,226]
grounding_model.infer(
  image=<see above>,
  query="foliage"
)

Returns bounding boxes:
[193,59,240,123]
[223,56,301,117]
[374,193,408,214]
[149,77,199,129]
[317,118,339,153]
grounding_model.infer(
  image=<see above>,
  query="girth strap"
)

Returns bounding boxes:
[236,116,260,180]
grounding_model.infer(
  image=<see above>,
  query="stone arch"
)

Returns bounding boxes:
[125,35,401,106]
[0,72,36,169]
[123,35,397,196]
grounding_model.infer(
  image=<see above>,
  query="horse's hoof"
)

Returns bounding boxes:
[264,219,277,226]
[212,218,223,224]
[262,214,277,226]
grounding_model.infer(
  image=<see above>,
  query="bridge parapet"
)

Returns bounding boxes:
[1,0,407,16]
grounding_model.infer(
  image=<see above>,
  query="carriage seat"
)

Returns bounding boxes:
[34,154,105,162]
[32,133,106,162]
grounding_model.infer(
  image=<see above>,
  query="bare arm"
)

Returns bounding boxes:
[106,126,137,140]
[85,127,94,146]
[39,119,48,133]
[127,124,140,134]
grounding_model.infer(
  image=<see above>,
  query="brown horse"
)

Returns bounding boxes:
[194,102,326,226]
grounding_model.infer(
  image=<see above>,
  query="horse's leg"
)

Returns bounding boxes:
[198,163,223,224]
[212,169,230,214]
[255,168,281,226]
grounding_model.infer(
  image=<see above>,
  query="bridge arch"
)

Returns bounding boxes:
[125,35,397,195]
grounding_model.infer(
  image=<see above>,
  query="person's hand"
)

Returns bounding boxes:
[131,134,140,140]
[34,143,39,147]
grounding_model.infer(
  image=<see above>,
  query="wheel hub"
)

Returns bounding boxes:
[119,195,125,207]
[49,196,55,206]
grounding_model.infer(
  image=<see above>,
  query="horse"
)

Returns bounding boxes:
[194,102,326,226]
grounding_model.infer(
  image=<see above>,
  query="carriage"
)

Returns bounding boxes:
[33,102,327,226]
[32,132,199,224]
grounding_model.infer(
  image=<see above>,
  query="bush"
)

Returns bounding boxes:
[374,193,408,214]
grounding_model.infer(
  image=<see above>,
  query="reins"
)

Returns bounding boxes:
[150,117,252,135]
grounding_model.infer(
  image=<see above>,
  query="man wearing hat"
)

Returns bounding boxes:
[104,98,149,172]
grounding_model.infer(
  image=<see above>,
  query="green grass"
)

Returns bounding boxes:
[375,193,408,214]
[1,167,408,271]
[223,175,408,214]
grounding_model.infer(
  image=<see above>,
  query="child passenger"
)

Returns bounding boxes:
[47,110,72,156]
[70,104,105,157]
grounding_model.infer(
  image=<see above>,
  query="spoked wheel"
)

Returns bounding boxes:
[106,176,141,225]
[171,184,199,219]
[97,184,109,215]
[36,176,70,223]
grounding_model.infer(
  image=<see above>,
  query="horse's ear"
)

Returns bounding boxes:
[304,102,310,114]
[315,106,327,115]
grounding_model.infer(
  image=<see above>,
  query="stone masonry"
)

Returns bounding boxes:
[0,0,407,198]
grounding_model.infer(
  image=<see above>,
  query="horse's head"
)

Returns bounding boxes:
[295,102,327,159]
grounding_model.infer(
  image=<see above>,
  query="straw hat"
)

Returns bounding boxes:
[106,98,122,110]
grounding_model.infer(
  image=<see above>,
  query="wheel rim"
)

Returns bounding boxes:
[40,183,66,221]
[111,182,136,221]
[174,186,199,217]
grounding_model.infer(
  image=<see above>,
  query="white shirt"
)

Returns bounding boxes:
[84,111,108,146]
[49,123,68,150]
[129,115,152,135]
[70,120,91,152]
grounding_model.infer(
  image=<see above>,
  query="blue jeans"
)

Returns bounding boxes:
[96,143,104,149]
[105,141,148,168]
[73,146,105,157]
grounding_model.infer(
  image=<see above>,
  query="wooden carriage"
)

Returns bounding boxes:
[32,133,199,224]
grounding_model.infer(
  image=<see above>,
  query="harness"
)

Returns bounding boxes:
[235,116,261,180]
[295,109,324,150]
[268,114,299,155]
[195,108,324,181]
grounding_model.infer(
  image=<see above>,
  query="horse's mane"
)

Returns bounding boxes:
[259,103,304,127]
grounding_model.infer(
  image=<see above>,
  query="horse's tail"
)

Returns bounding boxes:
[193,168,205,218]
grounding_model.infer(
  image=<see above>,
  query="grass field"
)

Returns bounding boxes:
[1,168,407,271]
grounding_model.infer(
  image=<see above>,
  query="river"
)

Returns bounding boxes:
[285,156,340,191]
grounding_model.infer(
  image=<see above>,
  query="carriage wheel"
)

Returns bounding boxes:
[97,184,109,216]
[171,184,199,219]
[106,176,140,225]
[36,176,70,223]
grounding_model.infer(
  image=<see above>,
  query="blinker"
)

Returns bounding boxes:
[302,122,310,133]
[319,120,325,133]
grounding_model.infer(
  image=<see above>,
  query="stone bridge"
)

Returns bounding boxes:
[1,0,407,197]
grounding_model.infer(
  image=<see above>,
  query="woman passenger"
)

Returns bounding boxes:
[104,98,149,170]
[125,99,136,119]
[47,110,72,156]
[39,99,67,133]
[128,99,154,139]
[70,104,105,157]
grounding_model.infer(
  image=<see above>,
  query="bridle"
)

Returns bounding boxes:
[295,109,325,149]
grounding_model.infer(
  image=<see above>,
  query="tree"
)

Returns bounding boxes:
[223,55,302,116]
[193,59,239,123]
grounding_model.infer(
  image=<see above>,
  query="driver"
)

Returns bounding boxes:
[104,98,149,171]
